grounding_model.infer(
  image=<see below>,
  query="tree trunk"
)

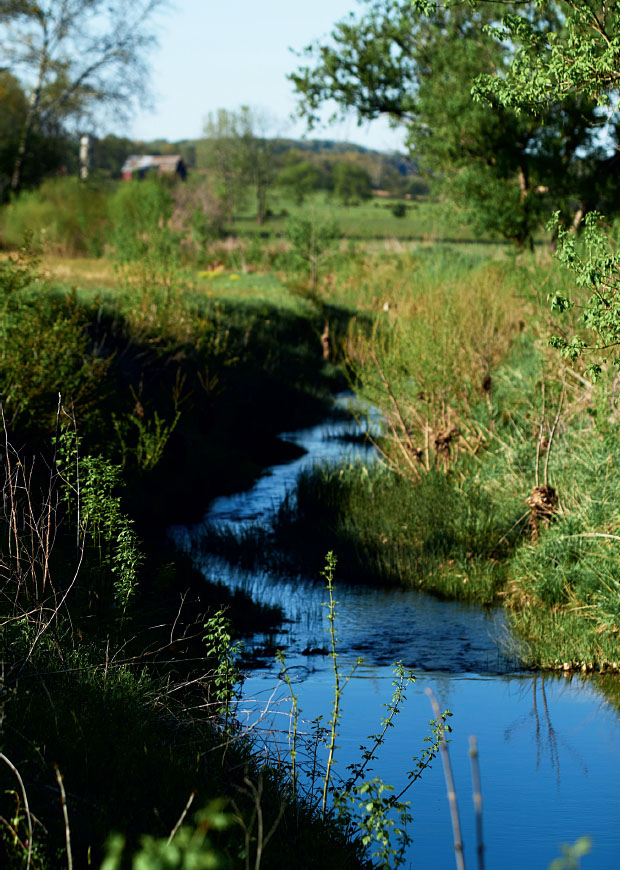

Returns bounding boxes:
[517,165,528,204]
[11,37,47,194]
[11,94,37,193]
[256,182,266,225]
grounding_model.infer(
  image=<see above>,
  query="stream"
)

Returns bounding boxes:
[170,396,620,870]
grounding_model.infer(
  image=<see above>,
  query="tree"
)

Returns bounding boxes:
[0,69,71,200]
[287,214,340,296]
[332,161,372,205]
[0,0,165,193]
[474,1,620,373]
[198,106,275,225]
[0,70,27,199]
[276,160,321,205]
[290,1,616,248]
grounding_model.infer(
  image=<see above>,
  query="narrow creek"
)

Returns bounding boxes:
[170,396,620,870]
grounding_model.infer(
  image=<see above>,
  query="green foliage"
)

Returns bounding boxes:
[274,461,514,602]
[333,661,449,869]
[199,106,274,225]
[274,555,448,866]
[203,609,245,724]
[112,526,144,616]
[108,179,176,265]
[276,161,321,205]
[473,1,620,362]
[57,429,143,615]
[473,3,620,112]
[335,778,412,870]
[107,179,189,322]
[100,802,233,870]
[332,163,372,206]
[320,552,363,820]
[0,177,110,255]
[0,0,165,193]
[286,214,340,294]
[545,211,620,378]
[0,250,110,433]
[291,0,616,248]
[347,255,525,476]
[549,837,592,870]
[113,407,181,473]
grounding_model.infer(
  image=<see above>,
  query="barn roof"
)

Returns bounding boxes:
[121,154,184,174]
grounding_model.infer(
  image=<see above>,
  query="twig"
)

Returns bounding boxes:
[426,688,465,870]
[496,510,530,547]
[55,765,73,870]
[469,736,485,870]
[535,382,545,488]
[544,375,565,487]
[167,791,196,845]
[0,753,33,870]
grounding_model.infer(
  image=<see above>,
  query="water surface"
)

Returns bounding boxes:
[171,397,620,869]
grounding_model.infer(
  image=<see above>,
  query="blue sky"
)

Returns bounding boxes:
[120,0,407,153]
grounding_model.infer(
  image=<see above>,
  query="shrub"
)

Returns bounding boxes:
[0,176,110,255]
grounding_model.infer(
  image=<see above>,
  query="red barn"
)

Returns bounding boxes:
[121,154,187,181]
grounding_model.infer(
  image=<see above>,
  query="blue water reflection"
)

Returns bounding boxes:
[171,397,620,869]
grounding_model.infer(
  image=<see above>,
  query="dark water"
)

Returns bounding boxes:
[170,396,620,870]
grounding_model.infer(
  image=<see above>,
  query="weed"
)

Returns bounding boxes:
[272,554,448,867]
[203,609,245,727]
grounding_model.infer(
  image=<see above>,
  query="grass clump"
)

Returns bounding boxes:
[271,460,516,604]
[507,423,620,670]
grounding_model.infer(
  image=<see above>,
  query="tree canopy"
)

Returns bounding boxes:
[0,0,165,191]
[198,106,275,224]
[473,1,620,374]
[290,0,620,248]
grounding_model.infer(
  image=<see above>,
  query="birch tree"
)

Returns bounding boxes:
[0,0,165,192]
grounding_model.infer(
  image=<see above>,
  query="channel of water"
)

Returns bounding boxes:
[170,396,620,870]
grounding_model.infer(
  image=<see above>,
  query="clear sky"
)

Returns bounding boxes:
[117,0,407,154]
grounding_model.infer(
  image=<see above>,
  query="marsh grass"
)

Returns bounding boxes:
[270,461,514,603]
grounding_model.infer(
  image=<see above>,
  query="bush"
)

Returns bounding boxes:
[107,178,175,263]
[0,176,110,255]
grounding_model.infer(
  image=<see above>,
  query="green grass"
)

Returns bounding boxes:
[269,461,514,603]
[0,245,378,869]
[232,190,493,242]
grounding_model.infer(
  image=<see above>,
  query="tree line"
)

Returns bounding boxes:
[4,0,620,255]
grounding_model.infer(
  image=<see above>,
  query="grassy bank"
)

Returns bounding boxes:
[0,242,379,868]
[191,243,620,676]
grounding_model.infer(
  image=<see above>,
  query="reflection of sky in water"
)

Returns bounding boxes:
[171,397,620,869]
[240,669,620,870]
[189,394,378,527]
